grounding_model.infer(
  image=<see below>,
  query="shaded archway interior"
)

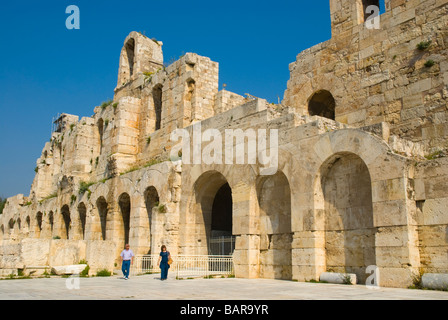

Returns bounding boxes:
[193,171,234,255]
[308,90,336,120]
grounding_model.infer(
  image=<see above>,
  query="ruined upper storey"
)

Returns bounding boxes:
[284,0,448,150]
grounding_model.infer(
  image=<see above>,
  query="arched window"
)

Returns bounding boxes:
[125,38,135,78]
[96,197,108,240]
[61,205,71,239]
[78,203,87,240]
[98,118,104,153]
[36,212,43,235]
[48,211,54,233]
[153,85,163,131]
[308,90,336,120]
[26,216,31,231]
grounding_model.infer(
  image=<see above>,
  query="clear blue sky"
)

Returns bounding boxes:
[0,0,332,198]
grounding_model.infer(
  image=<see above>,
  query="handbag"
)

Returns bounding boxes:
[168,252,173,265]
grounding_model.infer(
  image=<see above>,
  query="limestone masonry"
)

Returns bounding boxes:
[1,0,447,288]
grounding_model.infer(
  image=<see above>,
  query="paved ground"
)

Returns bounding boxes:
[0,273,447,300]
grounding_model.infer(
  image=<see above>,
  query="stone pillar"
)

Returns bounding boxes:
[232,181,260,278]
[234,235,260,279]
[291,230,326,282]
[371,175,421,288]
[129,196,150,255]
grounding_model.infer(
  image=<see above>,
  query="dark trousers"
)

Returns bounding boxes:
[160,262,169,279]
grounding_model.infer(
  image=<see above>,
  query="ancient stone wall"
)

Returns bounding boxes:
[284,0,448,150]
[1,1,447,288]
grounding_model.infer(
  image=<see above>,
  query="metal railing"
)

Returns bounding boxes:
[208,236,236,256]
[131,254,234,279]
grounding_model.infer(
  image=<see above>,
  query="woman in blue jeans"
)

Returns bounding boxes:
[157,245,171,280]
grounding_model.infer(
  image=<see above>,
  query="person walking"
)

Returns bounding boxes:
[158,245,171,280]
[120,243,134,280]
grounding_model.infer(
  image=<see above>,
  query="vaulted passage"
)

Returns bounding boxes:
[193,171,234,255]
[322,153,376,283]
[308,90,336,120]
[211,183,232,237]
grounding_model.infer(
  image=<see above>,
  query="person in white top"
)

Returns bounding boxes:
[120,243,134,280]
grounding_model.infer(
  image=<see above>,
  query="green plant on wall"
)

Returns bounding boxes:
[416,40,431,51]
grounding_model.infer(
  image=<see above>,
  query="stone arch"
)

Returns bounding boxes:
[143,186,159,253]
[308,90,336,120]
[314,151,376,283]
[48,211,54,235]
[153,84,163,131]
[78,202,87,240]
[192,170,233,255]
[124,38,135,78]
[17,218,22,231]
[26,216,31,233]
[96,196,108,240]
[257,170,292,280]
[97,118,104,153]
[8,218,15,234]
[36,212,43,237]
[118,193,131,247]
[61,205,71,239]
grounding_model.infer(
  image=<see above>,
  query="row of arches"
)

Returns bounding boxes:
[1,187,161,252]
[188,149,376,282]
[1,151,377,282]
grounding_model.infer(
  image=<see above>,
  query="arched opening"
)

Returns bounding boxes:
[98,118,104,153]
[36,212,43,237]
[78,203,87,240]
[320,152,376,283]
[8,218,15,234]
[193,171,234,256]
[17,218,22,231]
[48,211,54,235]
[125,38,135,78]
[96,197,108,240]
[0,225,4,237]
[118,193,131,247]
[144,186,159,254]
[26,216,31,232]
[257,171,292,280]
[153,85,163,131]
[308,90,336,120]
[61,205,71,239]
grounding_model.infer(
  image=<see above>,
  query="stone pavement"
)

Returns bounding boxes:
[0,273,447,300]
